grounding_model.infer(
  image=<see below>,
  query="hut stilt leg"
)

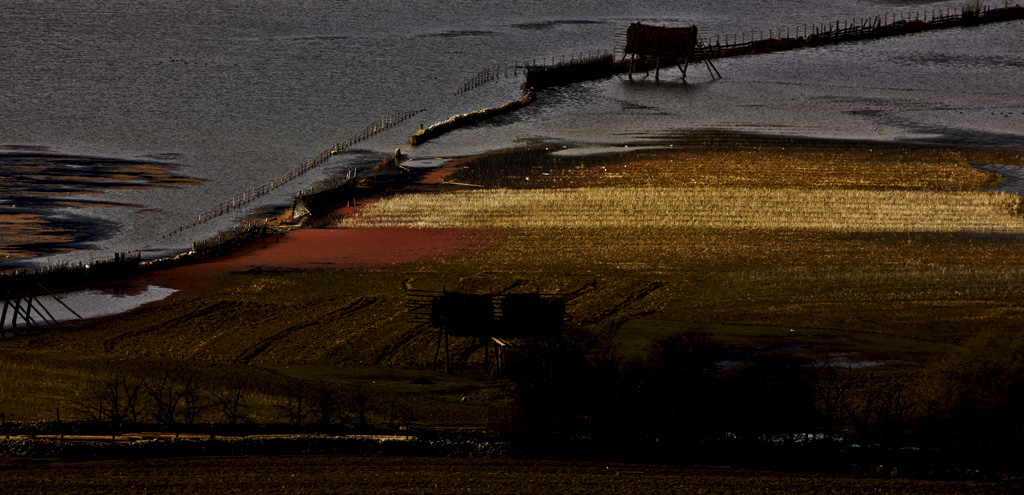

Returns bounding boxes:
[444,331,450,375]
[1,299,10,330]
[433,328,442,371]
[483,337,489,372]
[11,297,23,329]
[705,57,721,79]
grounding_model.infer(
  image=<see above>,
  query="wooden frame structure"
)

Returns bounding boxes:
[406,289,566,375]
[2,278,81,332]
[623,22,721,81]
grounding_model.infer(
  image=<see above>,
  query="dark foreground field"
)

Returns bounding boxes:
[0,456,1011,495]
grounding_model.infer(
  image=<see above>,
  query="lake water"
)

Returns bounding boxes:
[1,285,177,330]
[2,0,1022,270]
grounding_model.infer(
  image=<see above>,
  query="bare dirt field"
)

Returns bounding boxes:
[0,456,1011,495]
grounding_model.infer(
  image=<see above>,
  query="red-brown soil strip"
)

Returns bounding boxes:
[130,227,498,296]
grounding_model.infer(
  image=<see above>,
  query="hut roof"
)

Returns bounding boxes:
[625,23,699,58]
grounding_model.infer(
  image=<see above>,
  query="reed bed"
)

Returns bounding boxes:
[341,187,1024,234]
[604,149,998,191]
[442,141,1014,192]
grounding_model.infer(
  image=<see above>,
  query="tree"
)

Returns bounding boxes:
[853,371,917,448]
[143,366,208,428]
[310,382,345,433]
[144,368,183,427]
[626,331,727,447]
[922,332,1024,458]
[211,374,255,427]
[349,388,376,431]
[812,362,861,440]
[277,382,312,427]
[73,371,143,435]
[503,326,612,448]
[725,352,816,442]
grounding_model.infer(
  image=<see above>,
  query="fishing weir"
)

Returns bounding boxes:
[695,3,1023,60]
[410,3,1024,144]
[3,3,1021,330]
[438,3,1024,94]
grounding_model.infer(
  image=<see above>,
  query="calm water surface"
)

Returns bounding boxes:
[1,0,1022,269]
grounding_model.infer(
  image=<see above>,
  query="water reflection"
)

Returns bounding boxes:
[2,285,176,330]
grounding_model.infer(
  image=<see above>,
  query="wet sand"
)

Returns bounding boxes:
[0,213,79,262]
[0,152,203,268]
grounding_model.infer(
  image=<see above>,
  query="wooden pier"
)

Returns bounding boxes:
[1,277,82,333]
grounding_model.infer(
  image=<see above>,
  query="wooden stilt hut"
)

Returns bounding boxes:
[623,23,719,81]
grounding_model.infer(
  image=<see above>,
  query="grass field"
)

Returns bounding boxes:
[3,133,1024,429]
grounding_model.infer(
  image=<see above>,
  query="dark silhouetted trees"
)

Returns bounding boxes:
[621,331,727,449]
[922,332,1024,459]
[726,352,817,442]
[72,370,143,435]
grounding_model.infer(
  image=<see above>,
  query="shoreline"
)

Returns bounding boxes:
[1,159,494,330]
[4,129,1022,325]
[6,1,1024,276]
[125,156,500,298]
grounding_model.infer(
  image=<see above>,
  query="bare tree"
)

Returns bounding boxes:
[856,372,917,447]
[310,383,345,432]
[277,383,312,427]
[211,375,255,426]
[813,362,861,440]
[177,369,207,425]
[144,369,183,427]
[73,371,143,435]
[143,366,208,428]
[350,388,375,431]
[390,397,417,433]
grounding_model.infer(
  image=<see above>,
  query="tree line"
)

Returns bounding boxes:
[12,326,1024,473]
[499,327,1024,468]
[62,364,414,437]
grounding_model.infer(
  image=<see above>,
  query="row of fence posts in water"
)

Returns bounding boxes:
[162,108,425,239]
[161,2,1016,240]
[689,3,1001,52]
[455,48,618,95]
[0,252,143,306]
[168,47,618,239]
[166,46,619,240]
